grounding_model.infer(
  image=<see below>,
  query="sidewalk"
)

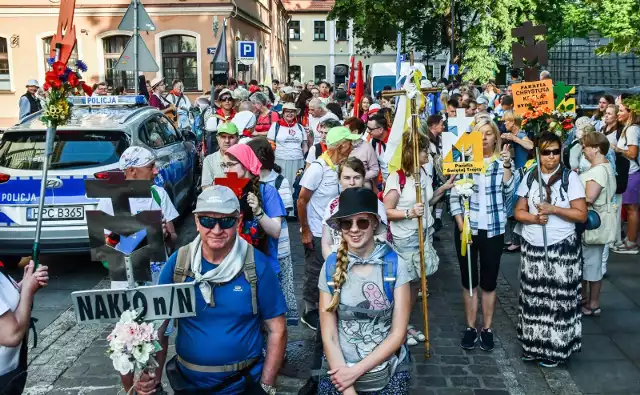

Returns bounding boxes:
[24,218,631,395]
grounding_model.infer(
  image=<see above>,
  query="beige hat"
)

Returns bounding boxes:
[217,88,235,101]
[150,77,165,90]
[280,102,300,114]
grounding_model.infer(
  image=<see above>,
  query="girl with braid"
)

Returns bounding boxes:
[318,187,412,395]
[221,144,287,275]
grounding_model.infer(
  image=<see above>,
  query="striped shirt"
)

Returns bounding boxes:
[449,158,516,238]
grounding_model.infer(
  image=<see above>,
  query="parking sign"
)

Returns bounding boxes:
[238,41,256,65]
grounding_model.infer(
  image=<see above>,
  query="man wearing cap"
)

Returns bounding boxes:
[132,185,287,395]
[297,126,360,331]
[18,80,42,121]
[97,146,179,290]
[202,122,240,187]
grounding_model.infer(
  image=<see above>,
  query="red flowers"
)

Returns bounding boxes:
[52,61,66,76]
[51,80,62,89]
[45,71,59,85]
[68,72,79,87]
[43,82,51,91]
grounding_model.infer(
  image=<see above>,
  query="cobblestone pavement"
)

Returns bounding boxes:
[22,215,638,395]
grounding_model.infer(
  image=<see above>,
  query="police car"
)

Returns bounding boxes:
[0,95,196,256]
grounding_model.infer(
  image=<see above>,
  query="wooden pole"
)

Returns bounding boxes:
[408,51,431,359]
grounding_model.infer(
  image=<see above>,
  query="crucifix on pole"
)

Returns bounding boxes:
[381,52,440,359]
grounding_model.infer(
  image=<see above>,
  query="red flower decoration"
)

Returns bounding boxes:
[43,82,51,91]
[51,79,62,89]
[82,82,93,96]
[250,227,257,235]
[68,73,79,87]
[52,61,66,76]
[45,71,59,85]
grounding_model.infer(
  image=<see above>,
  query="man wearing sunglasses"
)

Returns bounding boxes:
[133,186,286,395]
[205,88,238,153]
[367,113,391,183]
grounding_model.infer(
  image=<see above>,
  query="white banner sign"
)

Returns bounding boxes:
[71,282,197,324]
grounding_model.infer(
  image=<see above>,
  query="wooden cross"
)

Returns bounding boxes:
[512,21,548,82]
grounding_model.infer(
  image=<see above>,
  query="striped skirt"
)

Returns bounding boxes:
[517,233,582,362]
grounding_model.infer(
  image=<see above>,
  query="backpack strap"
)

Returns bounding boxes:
[243,247,258,315]
[382,251,398,303]
[274,122,281,142]
[274,174,285,191]
[397,169,407,193]
[173,246,194,283]
[325,253,338,294]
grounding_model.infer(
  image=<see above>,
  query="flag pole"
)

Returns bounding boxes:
[409,51,430,359]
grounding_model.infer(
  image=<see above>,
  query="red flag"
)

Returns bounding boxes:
[354,61,364,118]
[347,56,355,90]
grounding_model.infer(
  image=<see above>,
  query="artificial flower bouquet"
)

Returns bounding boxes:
[521,94,574,142]
[41,58,91,128]
[106,310,163,383]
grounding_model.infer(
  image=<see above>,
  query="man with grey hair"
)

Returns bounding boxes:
[308,98,339,145]
[238,100,254,112]
[540,70,551,80]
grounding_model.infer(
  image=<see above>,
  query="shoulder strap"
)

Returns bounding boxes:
[314,143,323,159]
[325,253,338,294]
[397,169,407,192]
[274,122,281,141]
[243,247,258,315]
[561,167,571,193]
[382,250,398,303]
[173,246,194,283]
[275,174,285,190]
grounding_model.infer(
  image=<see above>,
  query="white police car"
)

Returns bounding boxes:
[0,95,196,256]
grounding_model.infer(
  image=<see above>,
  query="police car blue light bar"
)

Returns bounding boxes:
[68,95,147,106]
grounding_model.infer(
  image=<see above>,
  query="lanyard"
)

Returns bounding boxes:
[320,152,336,171]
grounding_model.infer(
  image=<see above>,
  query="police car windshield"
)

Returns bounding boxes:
[0,131,128,171]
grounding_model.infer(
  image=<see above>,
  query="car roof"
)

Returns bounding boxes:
[7,105,159,132]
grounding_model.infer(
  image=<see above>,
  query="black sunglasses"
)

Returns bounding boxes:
[220,96,233,102]
[198,216,238,230]
[540,149,561,156]
[339,218,372,231]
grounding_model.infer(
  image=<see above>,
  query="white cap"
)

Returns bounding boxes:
[119,146,156,170]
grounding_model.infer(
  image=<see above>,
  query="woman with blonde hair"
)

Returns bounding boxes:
[318,187,411,395]
[449,118,514,351]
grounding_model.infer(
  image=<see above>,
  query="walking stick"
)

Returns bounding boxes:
[410,92,430,359]
[535,148,550,265]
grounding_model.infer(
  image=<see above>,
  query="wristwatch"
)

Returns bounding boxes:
[261,383,277,395]
[404,209,410,219]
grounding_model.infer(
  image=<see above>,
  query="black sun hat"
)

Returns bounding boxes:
[326,187,386,236]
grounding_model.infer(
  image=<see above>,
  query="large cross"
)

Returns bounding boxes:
[49,0,77,65]
[512,21,548,82]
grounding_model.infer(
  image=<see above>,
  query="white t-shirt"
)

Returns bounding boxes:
[517,169,585,246]
[309,112,339,145]
[322,196,387,252]
[267,122,306,160]
[0,274,21,375]
[383,166,434,239]
[617,125,639,174]
[96,185,179,289]
[299,157,340,237]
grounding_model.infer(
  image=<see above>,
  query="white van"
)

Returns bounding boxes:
[367,62,428,97]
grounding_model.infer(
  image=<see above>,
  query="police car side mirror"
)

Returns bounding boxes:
[181,128,196,141]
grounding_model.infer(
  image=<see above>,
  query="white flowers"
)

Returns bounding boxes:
[454,178,475,198]
[106,309,161,376]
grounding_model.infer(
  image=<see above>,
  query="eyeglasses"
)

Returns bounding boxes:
[198,216,238,230]
[220,97,233,102]
[367,126,382,131]
[220,161,240,169]
[339,218,372,231]
[540,149,561,156]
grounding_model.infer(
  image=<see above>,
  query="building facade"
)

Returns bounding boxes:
[0,0,289,127]
[283,0,448,85]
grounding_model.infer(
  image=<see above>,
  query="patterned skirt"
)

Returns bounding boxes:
[278,255,300,326]
[318,371,410,395]
[517,233,582,362]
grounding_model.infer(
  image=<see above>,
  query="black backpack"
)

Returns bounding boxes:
[614,153,630,195]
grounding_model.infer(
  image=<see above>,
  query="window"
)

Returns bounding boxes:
[43,36,78,72]
[0,38,9,91]
[161,35,198,91]
[314,65,326,83]
[289,66,301,82]
[103,35,135,91]
[289,21,301,41]
[140,117,179,149]
[336,27,348,42]
[314,21,326,41]
[157,117,180,145]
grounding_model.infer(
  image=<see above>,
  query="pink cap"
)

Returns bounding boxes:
[226,144,262,176]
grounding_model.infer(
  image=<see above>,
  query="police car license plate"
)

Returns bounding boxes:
[27,207,85,221]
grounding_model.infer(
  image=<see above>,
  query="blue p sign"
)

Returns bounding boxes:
[239,42,255,58]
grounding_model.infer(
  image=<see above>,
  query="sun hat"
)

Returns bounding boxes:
[280,102,301,115]
[232,111,257,133]
[26,79,40,88]
[326,126,361,146]
[476,96,489,106]
[225,144,262,176]
[150,77,164,90]
[193,185,240,214]
[217,88,236,101]
[119,146,156,170]
[326,188,386,236]
[217,122,239,135]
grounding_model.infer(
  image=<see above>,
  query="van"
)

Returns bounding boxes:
[367,62,428,97]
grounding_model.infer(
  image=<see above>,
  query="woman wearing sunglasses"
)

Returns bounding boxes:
[319,187,411,395]
[514,132,587,368]
[221,144,287,275]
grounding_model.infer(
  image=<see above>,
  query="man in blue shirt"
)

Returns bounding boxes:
[132,186,287,395]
